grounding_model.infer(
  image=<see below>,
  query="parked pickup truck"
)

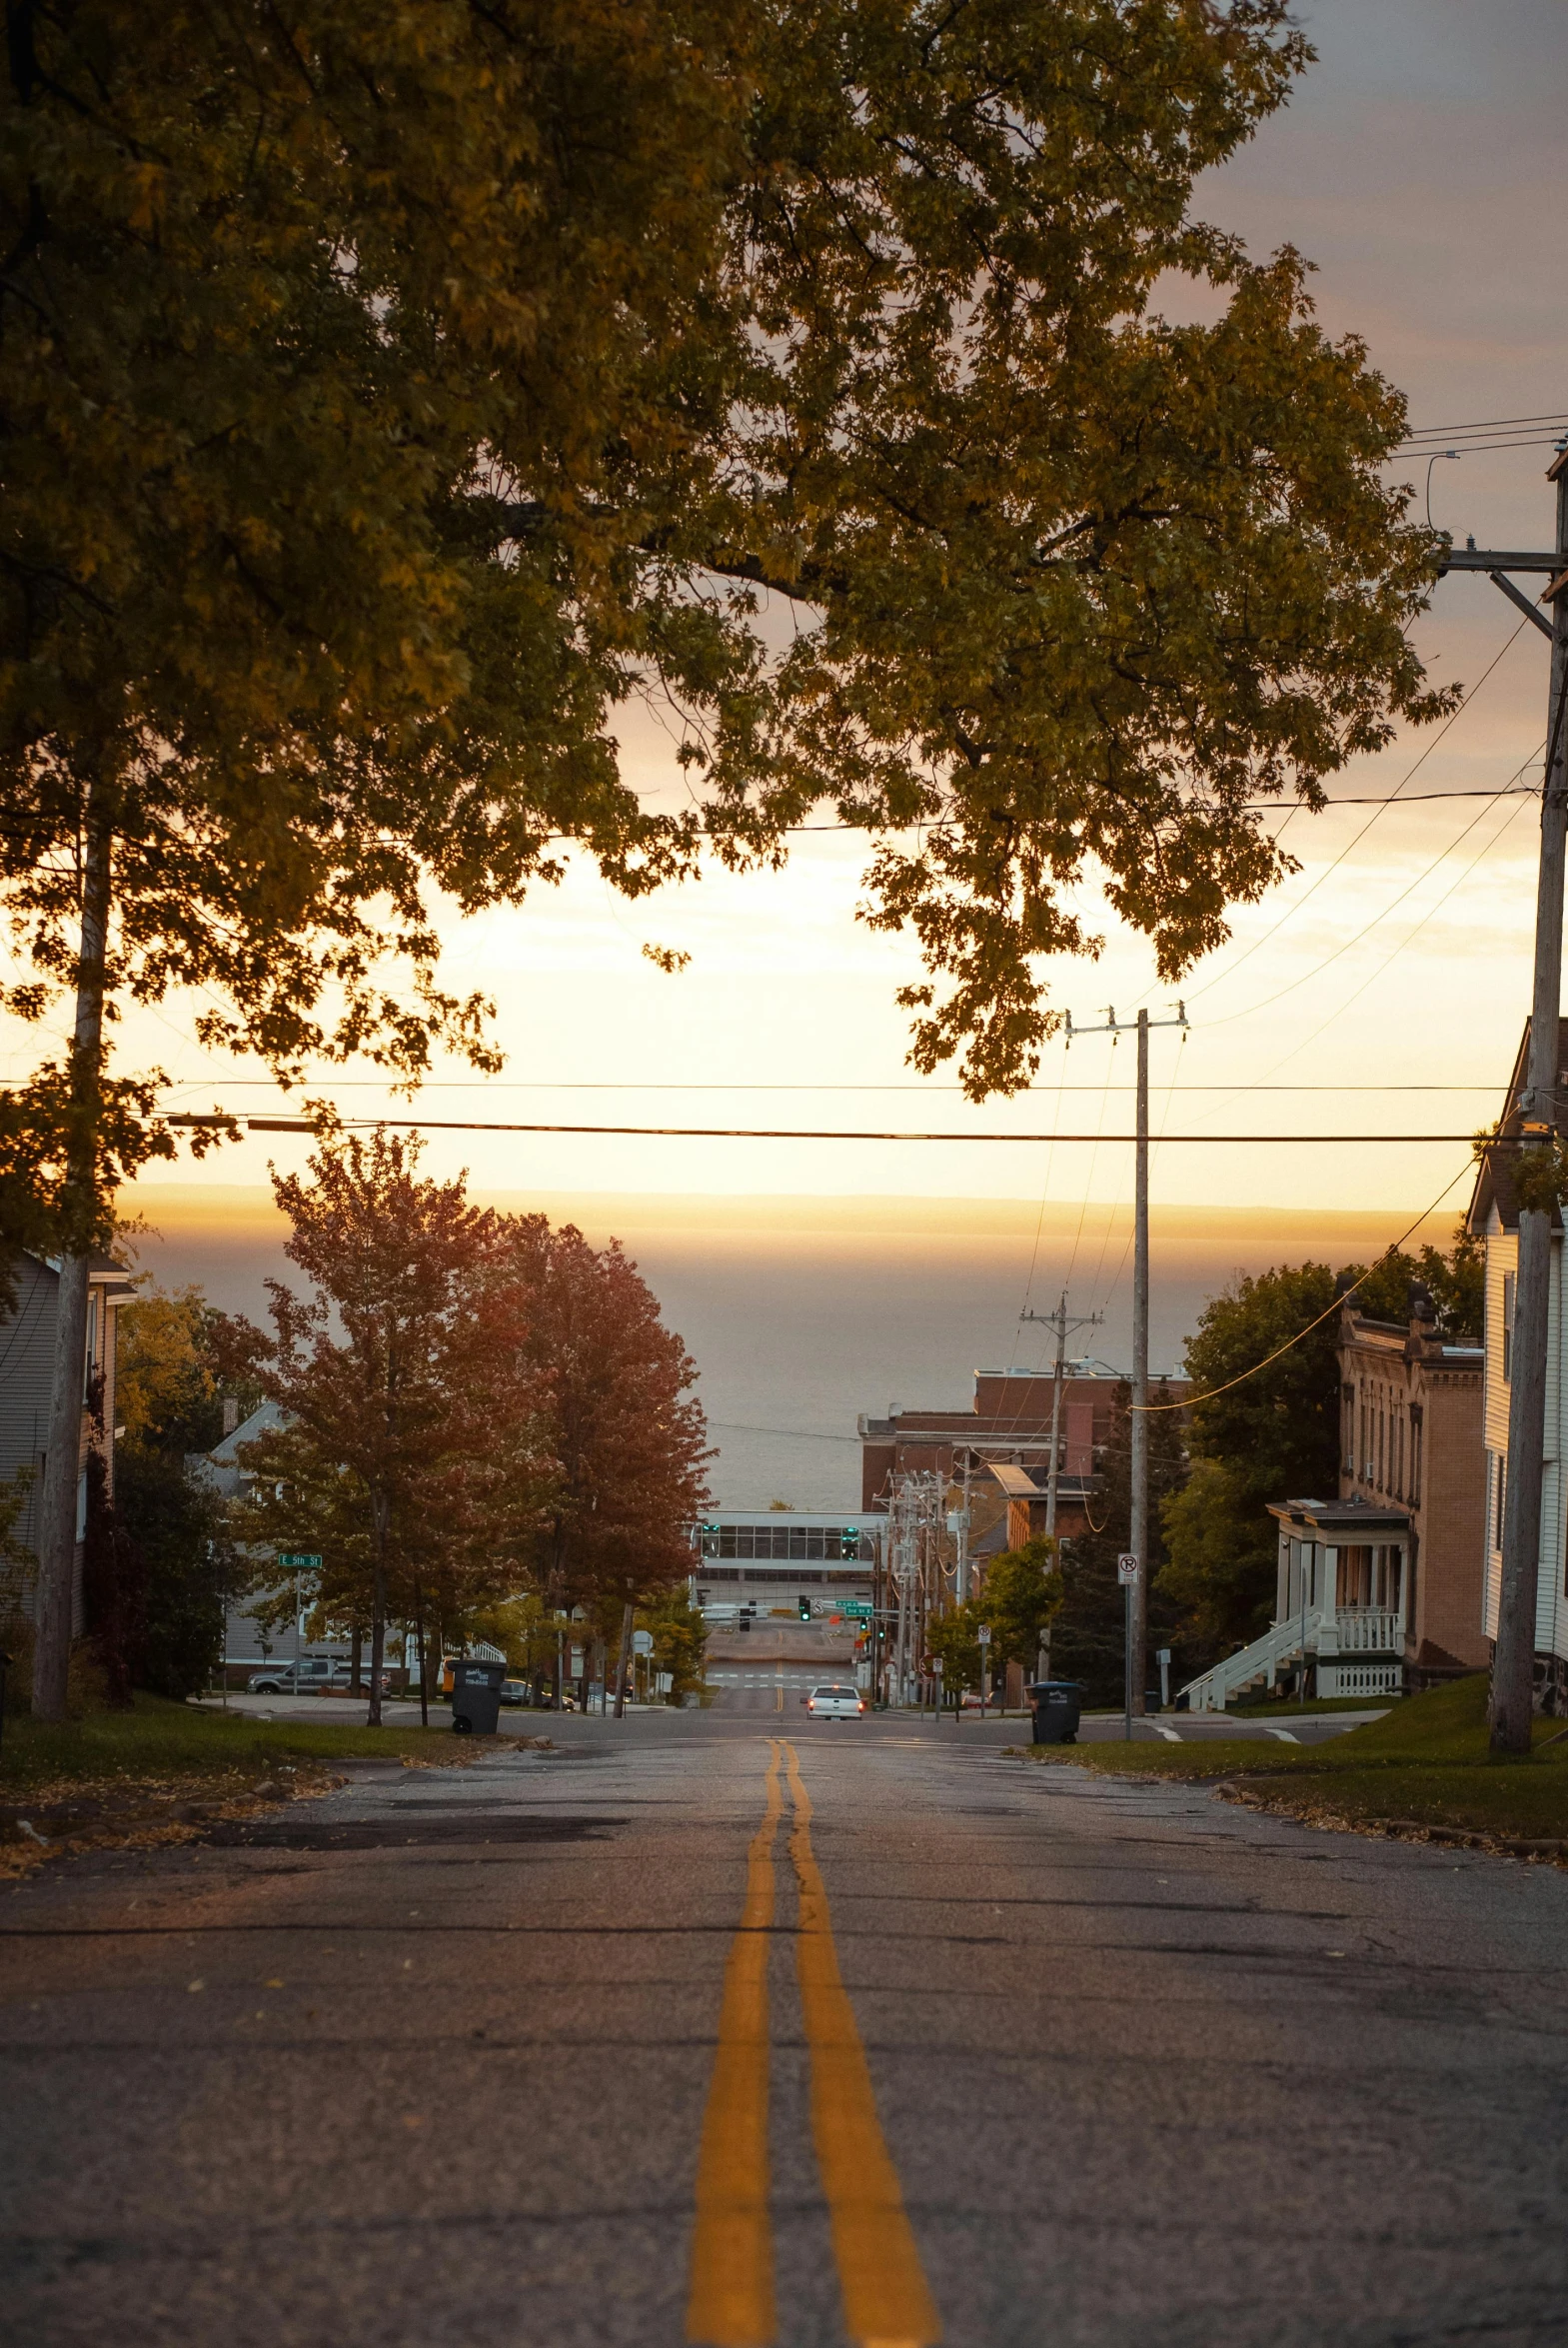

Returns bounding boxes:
[246,1658,388,1695]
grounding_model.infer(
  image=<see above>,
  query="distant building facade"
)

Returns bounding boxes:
[858,1366,1184,1555]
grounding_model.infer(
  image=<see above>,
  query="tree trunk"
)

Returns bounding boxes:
[613,1599,634,1719]
[367,1491,388,1727]
[350,1621,363,1697]
[32,811,112,1721]
[415,1587,429,1729]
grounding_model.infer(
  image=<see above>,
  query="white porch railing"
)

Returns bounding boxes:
[1178,1605,1403,1713]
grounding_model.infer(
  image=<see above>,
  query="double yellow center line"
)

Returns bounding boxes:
[687,1739,939,2348]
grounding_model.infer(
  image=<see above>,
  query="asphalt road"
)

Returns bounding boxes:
[4,1707,1565,2347]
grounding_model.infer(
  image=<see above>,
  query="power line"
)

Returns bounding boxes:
[165,1112,1491,1145]
[1183,621,1534,1005]
[1397,410,1568,438]
[1204,759,1539,1030]
[146,1079,1514,1095]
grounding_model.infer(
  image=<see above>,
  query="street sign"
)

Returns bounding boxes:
[841,1599,872,1619]
[1116,1552,1139,1584]
[977,1624,992,1645]
[278,1552,321,1569]
[632,1630,655,1655]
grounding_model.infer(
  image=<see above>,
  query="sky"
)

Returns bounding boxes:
[11,3,1568,1500]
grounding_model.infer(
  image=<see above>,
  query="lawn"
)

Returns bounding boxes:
[0,1690,497,1793]
[1024,1676,1568,1850]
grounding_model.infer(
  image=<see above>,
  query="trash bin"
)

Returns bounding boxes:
[451,1659,507,1735]
[1026,1680,1083,1745]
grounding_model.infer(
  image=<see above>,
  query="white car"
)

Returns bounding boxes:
[804,1683,865,1720]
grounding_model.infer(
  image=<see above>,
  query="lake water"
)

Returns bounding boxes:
[128,1186,1453,1513]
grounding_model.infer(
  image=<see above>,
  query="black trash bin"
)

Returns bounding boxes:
[451,1659,507,1735]
[1026,1680,1083,1745]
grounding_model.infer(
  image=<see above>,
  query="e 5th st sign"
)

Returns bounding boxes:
[278,1553,322,1570]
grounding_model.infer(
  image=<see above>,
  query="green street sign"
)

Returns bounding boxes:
[840,1599,872,1618]
[278,1552,322,1569]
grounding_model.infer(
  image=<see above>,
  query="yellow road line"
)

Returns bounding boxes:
[776,1686,784,1714]
[687,1740,783,2347]
[783,1741,941,2348]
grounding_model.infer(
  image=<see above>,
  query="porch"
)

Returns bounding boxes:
[1179,1497,1410,1713]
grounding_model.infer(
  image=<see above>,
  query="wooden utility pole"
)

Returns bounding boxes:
[1063,1002,1186,1714]
[1019,1294,1102,1533]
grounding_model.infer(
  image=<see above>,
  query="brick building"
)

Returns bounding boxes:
[1337,1295,1486,1684]
[858,1367,1167,1560]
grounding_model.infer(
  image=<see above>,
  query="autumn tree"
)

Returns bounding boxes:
[235,1131,548,1724]
[8,5,1455,1713]
[488,1216,711,1645]
[928,1538,1064,1696]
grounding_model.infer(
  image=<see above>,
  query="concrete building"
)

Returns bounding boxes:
[690,1508,879,1621]
[0,1250,135,1637]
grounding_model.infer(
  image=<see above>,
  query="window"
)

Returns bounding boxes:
[1494,1451,1508,1552]
[1502,1271,1515,1382]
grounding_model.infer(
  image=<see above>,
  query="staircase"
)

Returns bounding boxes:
[1178,1606,1404,1713]
[1179,1613,1322,1714]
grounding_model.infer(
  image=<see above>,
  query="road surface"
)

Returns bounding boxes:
[3,1705,1564,2345]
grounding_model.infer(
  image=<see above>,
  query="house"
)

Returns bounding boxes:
[0,1250,136,1637]
[1466,1014,1568,1711]
[1179,1290,1485,1711]
[188,1397,324,1682]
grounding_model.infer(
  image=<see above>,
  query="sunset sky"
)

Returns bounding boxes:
[8,3,1567,1499]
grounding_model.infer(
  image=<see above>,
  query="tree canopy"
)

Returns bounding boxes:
[0,0,1452,1224]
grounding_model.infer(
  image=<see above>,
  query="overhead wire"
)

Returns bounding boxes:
[1134,1160,1478,1414]
[1182,618,1533,1007]
[1202,744,1544,1029]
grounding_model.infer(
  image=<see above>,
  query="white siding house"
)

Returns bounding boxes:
[1468,1017,1568,1712]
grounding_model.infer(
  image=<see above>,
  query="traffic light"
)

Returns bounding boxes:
[798,1595,812,1621]
[839,1526,860,1559]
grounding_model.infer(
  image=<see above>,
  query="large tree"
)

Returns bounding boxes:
[7,4,1451,1710]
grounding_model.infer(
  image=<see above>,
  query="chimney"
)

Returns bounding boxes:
[222,1395,240,1437]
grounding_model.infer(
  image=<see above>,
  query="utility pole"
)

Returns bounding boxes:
[1439,458,1568,1752]
[1019,1294,1104,1533]
[1065,1001,1187,1713]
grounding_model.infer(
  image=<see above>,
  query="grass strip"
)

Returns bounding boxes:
[0,1690,520,1791]
[1017,1676,1568,1849]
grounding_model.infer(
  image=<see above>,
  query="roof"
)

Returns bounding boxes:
[1267,1495,1412,1536]
[208,1397,286,1463]
[986,1463,1044,1499]
[1467,1016,1568,1235]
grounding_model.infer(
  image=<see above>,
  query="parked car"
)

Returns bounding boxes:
[803,1683,865,1720]
[499,1679,530,1707]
